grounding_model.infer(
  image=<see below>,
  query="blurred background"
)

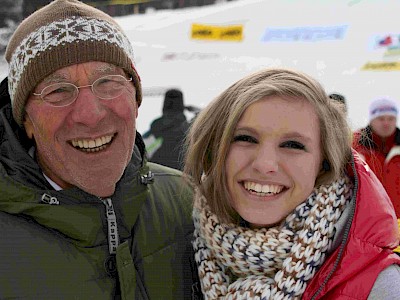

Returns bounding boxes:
[1,0,399,134]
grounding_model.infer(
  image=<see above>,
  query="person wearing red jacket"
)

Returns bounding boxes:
[184,68,400,299]
[353,97,400,218]
[303,152,400,299]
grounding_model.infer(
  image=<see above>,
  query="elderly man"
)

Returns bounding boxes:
[0,0,200,299]
[353,97,400,218]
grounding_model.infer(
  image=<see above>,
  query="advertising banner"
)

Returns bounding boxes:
[191,23,243,41]
[362,61,400,71]
[261,25,348,42]
[369,33,400,57]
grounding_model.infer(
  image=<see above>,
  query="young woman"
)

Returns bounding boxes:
[184,68,400,299]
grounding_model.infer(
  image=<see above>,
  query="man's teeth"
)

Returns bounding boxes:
[71,135,113,152]
[244,182,284,195]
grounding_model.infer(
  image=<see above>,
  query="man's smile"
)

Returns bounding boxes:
[69,133,116,153]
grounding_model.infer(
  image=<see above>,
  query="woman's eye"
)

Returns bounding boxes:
[281,141,305,150]
[233,134,257,143]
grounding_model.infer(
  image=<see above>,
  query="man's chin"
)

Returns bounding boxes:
[72,174,120,198]
[79,183,117,198]
[66,162,127,197]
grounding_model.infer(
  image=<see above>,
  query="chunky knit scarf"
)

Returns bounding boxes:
[193,176,353,300]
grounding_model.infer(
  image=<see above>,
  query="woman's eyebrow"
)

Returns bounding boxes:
[233,126,256,134]
[282,132,313,142]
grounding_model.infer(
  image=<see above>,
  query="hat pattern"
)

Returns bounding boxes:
[8,16,135,100]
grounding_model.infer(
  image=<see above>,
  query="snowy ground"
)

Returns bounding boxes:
[1,0,400,134]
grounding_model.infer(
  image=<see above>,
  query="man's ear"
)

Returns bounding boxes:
[23,113,34,139]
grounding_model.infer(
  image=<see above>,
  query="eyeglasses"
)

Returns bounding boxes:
[33,75,133,107]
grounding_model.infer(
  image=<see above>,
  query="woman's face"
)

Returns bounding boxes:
[225,96,322,228]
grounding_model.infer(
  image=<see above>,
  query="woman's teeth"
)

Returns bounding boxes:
[71,134,114,152]
[244,181,284,196]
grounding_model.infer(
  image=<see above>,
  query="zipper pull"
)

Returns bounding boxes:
[41,193,60,205]
[100,198,120,255]
[140,170,154,185]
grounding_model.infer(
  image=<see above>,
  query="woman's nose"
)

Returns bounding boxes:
[252,146,279,174]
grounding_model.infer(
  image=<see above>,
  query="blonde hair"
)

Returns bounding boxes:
[184,68,352,223]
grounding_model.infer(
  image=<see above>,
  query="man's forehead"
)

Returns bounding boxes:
[377,115,397,120]
[41,62,121,83]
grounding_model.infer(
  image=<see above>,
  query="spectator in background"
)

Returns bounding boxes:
[0,0,22,28]
[143,88,190,170]
[329,92,347,113]
[353,97,400,218]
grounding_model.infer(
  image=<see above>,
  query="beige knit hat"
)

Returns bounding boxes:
[5,0,142,126]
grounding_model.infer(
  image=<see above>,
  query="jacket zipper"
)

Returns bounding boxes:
[99,197,120,255]
[41,194,120,254]
[310,158,359,299]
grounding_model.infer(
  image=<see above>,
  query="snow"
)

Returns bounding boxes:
[1,0,400,134]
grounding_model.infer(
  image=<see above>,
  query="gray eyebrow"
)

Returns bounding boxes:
[41,64,121,85]
[41,73,69,84]
[87,65,127,81]
[94,64,116,75]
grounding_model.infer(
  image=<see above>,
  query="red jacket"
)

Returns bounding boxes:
[303,151,400,299]
[353,127,400,218]
[383,146,400,217]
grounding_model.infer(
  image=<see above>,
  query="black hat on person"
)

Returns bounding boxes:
[328,93,346,105]
[329,93,347,113]
[163,89,184,113]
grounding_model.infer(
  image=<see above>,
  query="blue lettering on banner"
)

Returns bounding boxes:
[261,25,348,42]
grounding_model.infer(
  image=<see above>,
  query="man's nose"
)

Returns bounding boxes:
[70,87,107,127]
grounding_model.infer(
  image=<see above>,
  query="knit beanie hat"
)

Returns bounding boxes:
[369,97,398,122]
[5,0,142,126]
[162,89,184,114]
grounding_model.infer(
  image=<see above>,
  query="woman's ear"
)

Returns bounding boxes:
[322,159,331,172]
[23,114,34,140]
[318,159,331,177]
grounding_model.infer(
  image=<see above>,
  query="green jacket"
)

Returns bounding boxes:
[0,100,200,299]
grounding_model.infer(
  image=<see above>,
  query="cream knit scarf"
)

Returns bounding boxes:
[193,176,353,300]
